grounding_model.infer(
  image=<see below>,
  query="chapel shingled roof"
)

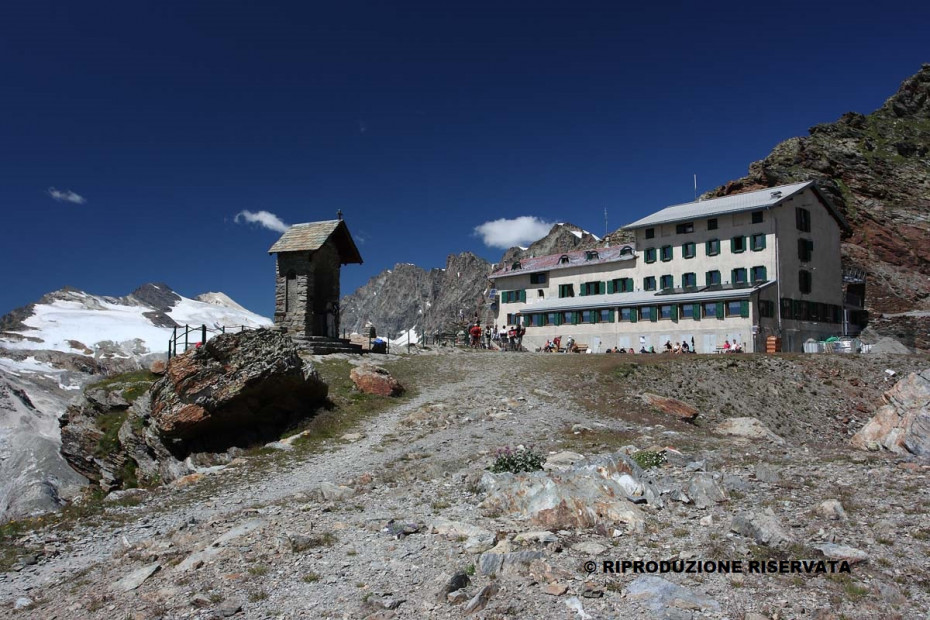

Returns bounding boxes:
[268,219,363,264]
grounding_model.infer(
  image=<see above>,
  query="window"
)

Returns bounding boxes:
[660,275,673,290]
[798,238,813,262]
[585,250,599,261]
[639,306,653,321]
[558,254,570,264]
[707,218,718,231]
[643,276,656,291]
[537,289,545,297]
[731,236,746,253]
[660,304,674,320]
[501,290,526,303]
[645,227,655,239]
[581,281,604,296]
[759,300,775,318]
[581,310,595,323]
[809,303,821,322]
[795,300,809,320]
[683,241,696,258]
[726,301,742,317]
[752,210,764,224]
[706,239,720,256]
[562,311,574,325]
[530,272,547,284]
[705,270,721,286]
[675,222,694,234]
[619,245,634,256]
[644,248,657,263]
[751,233,766,251]
[799,269,812,294]
[660,245,673,262]
[796,207,811,232]
[680,303,694,318]
[598,309,613,323]
[703,302,718,318]
[530,314,543,327]
[547,312,560,325]
[780,298,793,320]
[751,266,767,282]
[558,284,574,298]
[682,272,697,288]
[609,277,634,293]
[731,268,748,285]
[620,307,633,322]
[511,261,522,270]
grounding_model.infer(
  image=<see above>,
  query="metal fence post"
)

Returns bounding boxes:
[202,324,207,345]
[184,325,189,352]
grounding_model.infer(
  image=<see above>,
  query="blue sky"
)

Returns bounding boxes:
[2,1,928,318]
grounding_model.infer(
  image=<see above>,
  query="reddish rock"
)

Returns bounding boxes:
[641,393,699,421]
[149,359,167,375]
[350,364,404,397]
[851,369,930,456]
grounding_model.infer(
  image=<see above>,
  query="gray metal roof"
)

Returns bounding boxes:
[622,181,813,229]
[513,281,772,313]
[268,220,363,264]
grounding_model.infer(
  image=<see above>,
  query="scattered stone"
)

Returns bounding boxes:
[447,590,468,604]
[714,417,785,444]
[217,600,243,617]
[112,562,161,592]
[581,585,604,598]
[350,364,405,396]
[571,423,593,433]
[851,368,930,456]
[730,510,793,547]
[543,451,586,470]
[817,499,847,521]
[464,583,499,614]
[625,575,721,612]
[430,518,495,552]
[514,530,559,544]
[342,432,364,442]
[14,597,33,610]
[813,543,869,564]
[478,541,546,576]
[754,462,781,483]
[544,583,569,596]
[687,473,728,509]
[564,597,592,619]
[571,541,608,556]
[641,393,699,421]
[316,481,355,502]
[149,359,167,375]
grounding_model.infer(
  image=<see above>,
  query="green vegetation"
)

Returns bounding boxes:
[489,445,545,474]
[94,411,128,458]
[631,450,666,469]
[91,370,158,403]
[302,572,320,583]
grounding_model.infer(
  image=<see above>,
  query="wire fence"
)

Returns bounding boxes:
[167,323,255,359]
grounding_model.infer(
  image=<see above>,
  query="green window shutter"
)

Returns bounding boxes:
[519,289,526,303]
[740,300,749,318]
[731,269,737,284]
[650,306,657,322]
[716,302,724,319]
[599,282,605,294]
[606,280,614,294]
[758,235,766,250]
[694,305,701,321]
[580,284,587,297]
[631,308,638,323]
[573,312,580,325]
[671,305,678,323]
[626,279,633,292]
[608,309,615,323]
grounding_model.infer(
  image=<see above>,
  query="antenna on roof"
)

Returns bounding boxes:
[337,209,343,221]
[604,207,608,238]
[693,174,697,200]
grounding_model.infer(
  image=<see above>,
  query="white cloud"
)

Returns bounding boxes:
[473,216,554,249]
[47,187,86,204]
[234,210,289,233]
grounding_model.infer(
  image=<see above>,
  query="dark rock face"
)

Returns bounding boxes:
[703,65,930,333]
[128,283,182,313]
[60,329,329,488]
[341,252,493,337]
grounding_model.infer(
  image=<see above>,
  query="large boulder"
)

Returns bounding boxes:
[851,368,930,456]
[149,329,328,451]
[641,392,699,421]
[350,364,404,397]
[479,452,646,530]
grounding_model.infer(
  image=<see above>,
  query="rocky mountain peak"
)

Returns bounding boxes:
[498,222,602,268]
[128,283,182,313]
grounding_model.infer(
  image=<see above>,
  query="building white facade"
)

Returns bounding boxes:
[490,181,850,353]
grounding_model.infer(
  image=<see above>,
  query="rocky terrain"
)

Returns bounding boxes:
[704,64,930,345]
[0,284,271,523]
[2,347,928,619]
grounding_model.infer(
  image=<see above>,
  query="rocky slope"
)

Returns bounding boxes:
[497,222,624,269]
[704,64,930,324]
[2,350,928,618]
[340,252,493,339]
[0,284,271,523]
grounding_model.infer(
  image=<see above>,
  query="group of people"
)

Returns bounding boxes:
[721,339,744,353]
[541,336,581,353]
[465,321,525,351]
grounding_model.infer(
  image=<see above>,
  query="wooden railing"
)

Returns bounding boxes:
[167,324,254,359]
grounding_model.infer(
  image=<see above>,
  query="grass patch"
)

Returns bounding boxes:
[248,564,269,576]
[94,411,128,458]
[91,370,158,403]
[302,572,320,583]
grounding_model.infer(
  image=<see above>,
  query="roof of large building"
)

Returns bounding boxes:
[489,243,637,279]
[512,281,773,313]
[623,181,849,232]
[268,219,363,264]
